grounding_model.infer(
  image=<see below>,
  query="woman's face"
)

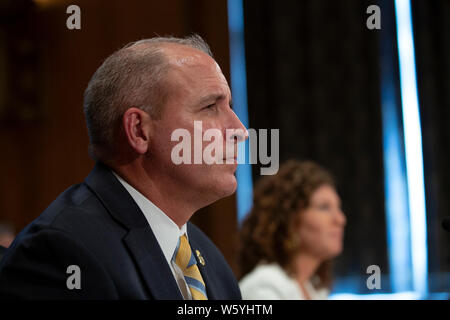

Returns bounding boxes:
[296,184,346,261]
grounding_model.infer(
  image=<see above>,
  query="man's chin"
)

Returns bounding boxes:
[197,181,236,209]
[212,175,237,200]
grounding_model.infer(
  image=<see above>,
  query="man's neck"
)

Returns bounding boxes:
[110,161,195,228]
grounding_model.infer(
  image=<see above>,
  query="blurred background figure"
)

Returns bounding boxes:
[0,223,15,249]
[0,222,15,261]
[238,160,346,300]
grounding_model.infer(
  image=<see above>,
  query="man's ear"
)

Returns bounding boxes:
[122,107,152,155]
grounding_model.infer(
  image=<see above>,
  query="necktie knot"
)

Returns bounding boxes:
[172,235,208,300]
[173,235,198,271]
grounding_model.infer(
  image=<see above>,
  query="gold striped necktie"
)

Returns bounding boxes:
[172,234,208,300]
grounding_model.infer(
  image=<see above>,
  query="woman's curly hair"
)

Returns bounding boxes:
[238,160,336,289]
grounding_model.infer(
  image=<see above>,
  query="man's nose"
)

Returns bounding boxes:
[225,108,248,142]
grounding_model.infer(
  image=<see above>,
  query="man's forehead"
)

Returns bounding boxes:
[158,43,210,65]
[157,43,230,100]
[165,47,225,81]
[164,47,226,83]
[128,41,215,67]
[170,55,219,74]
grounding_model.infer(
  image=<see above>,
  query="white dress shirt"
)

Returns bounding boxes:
[113,172,193,299]
[239,263,329,300]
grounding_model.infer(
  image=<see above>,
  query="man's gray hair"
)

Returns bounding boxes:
[83,34,213,160]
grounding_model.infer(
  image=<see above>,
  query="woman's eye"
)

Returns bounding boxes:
[317,203,331,211]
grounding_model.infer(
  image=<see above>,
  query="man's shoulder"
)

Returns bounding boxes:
[30,182,107,232]
[10,179,126,258]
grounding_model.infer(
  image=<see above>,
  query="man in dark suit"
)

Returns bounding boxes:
[0,35,246,299]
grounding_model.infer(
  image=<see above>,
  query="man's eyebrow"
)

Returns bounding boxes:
[198,93,230,105]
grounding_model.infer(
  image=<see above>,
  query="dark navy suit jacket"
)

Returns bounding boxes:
[0,162,242,300]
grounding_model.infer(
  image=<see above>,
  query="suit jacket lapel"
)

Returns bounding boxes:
[85,162,183,300]
[123,228,182,299]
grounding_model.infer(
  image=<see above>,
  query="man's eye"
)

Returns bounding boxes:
[204,104,217,110]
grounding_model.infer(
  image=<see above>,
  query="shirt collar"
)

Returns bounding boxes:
[112,171,187,265]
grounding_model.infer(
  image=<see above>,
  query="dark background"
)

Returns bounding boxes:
[0,0,449,295]
[413,0,450,292]
[243,0,387,292]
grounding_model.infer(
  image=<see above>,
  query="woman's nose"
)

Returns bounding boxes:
[335,209,347,227]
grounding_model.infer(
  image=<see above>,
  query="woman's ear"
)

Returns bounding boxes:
[122,107,152,155]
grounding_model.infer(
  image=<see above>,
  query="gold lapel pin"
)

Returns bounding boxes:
[195,250,205,266]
